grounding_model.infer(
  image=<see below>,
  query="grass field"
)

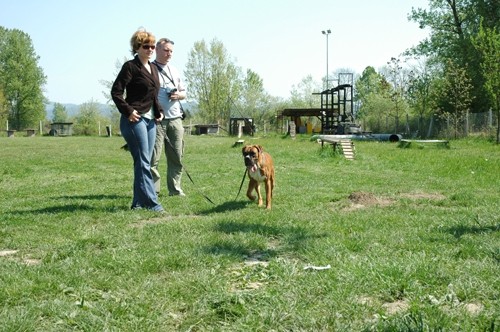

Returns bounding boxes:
[0,134,499,331]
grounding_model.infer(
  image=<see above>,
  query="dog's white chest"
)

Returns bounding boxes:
[249,167,266,182]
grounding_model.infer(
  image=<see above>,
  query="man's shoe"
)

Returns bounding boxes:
[169,192,185,197]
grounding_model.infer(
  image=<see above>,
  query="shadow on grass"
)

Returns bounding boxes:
[199,200,252,214]
[444,223,499,239]
[55,194,129,200]
[10,194,130,215]
[215,221,284,235]
[204,240,280,260]
[204,221,327,260]
[11,203,96,215]
[12,204,130,215]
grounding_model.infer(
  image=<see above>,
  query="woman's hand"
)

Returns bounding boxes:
[128,110,140,123]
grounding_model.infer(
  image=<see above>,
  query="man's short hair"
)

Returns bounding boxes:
[157,38,175,46]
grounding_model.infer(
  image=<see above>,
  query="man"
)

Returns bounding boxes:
[151,38,187,196]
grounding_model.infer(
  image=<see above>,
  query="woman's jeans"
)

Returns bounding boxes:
[120,115,163,211]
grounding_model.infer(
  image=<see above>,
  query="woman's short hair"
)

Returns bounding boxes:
[130,28,155,56]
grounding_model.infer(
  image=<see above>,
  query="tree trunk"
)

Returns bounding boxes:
[465,110,469,137]
[427,114,434,138]
[494,98,500,144]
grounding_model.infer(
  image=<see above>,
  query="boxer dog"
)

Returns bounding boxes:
[242,144,275,209]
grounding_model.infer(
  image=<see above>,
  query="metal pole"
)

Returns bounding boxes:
[321,29,331,89]
[326,33,329,89]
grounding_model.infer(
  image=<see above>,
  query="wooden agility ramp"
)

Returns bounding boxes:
[339,139,355,160]
[318,137,356,160]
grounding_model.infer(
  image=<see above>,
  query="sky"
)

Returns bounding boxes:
[1,0,430,105]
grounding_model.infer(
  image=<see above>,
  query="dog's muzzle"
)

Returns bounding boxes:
[244,154,258,172]
[244,155,253,166]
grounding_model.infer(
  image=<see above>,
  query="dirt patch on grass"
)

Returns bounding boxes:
[357,296,409,315]
[243,250,270,267]
[464,302,483,315]
[349,192,382,205]
[356,296,376,305]
[343,192,394,211]
[342,191,446,211]
[382,299,409,315]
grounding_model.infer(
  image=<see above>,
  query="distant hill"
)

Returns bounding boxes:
[45,100,198,120]
[45,102,113,120]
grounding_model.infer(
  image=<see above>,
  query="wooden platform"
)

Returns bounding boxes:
[399,139,449,149]
[319,138,355,160]
[233,139,245,147]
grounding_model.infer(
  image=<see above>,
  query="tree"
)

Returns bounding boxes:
[52,103,68,123]
[100,57,128,106]
[436,60,474,138]
[184,38,242,125]
[99,57,127,135]
[72,99,104,136]
[472,22,500,143]
[289,75,321,108]
[380,57,412,134]
[407,58,437,137]
[360,93,394,133]
[407,0,498,113]
[0,27,46,130]
[235,69,275,130]
[355,66,393,132]
[0,88,7,129]
[355,67,381,106]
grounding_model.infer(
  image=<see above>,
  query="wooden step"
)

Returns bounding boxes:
[340,139,355,160]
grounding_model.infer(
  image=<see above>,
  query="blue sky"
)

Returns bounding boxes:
[1,0,430,104]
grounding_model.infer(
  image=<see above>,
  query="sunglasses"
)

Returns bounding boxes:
[141,45,156,50]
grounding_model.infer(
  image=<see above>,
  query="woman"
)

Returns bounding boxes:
[111,28,164,212]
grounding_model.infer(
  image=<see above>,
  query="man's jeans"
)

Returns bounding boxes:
[151,118,184,195]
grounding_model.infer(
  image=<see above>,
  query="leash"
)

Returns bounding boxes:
[235,168,248,200]
[158,121,216,205]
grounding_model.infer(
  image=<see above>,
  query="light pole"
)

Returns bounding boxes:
[321,29,331,89]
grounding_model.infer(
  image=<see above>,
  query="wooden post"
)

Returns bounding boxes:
[238,122,243,138]
[289,121,296,139]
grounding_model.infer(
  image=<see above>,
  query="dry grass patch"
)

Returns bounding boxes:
[382,299,410,315]
[464,302,484,316]
[22,258,42,266]
[0,249,18,256]
[0,250,41,265]
[342,191,394,211]
[339,191,447,211]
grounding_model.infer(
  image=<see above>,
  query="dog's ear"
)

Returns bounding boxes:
[242,146,246,155]
[255,145,263,154]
